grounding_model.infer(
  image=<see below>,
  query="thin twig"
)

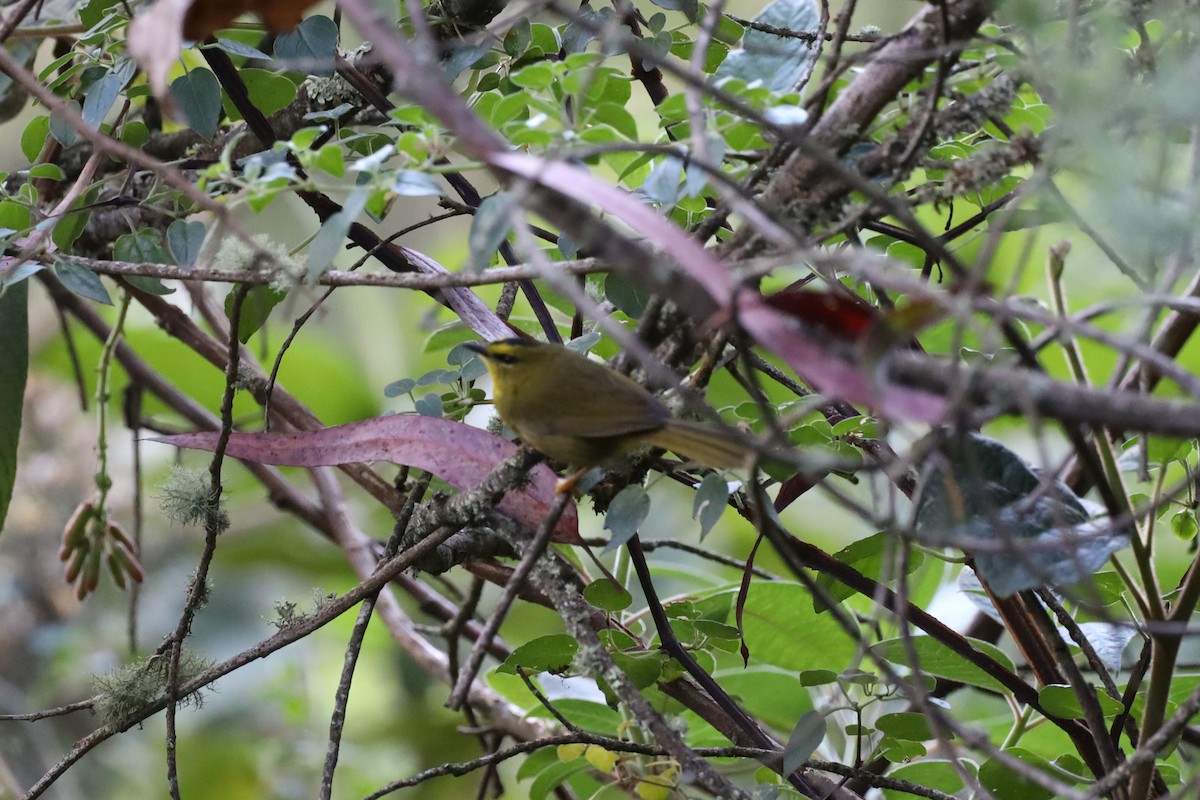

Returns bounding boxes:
[319,592,376,799]
[446,491,574,709]
[162,284,247,798]
[55,253,604,289]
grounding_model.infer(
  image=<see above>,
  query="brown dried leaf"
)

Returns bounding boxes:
[183,0,320,40]
[128,0,321,104]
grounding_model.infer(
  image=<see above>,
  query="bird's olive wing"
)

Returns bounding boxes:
[523,368,669,439]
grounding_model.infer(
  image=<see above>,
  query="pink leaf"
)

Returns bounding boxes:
[127,0,189,103]
[397,246,514,342]
[151,415,580,543]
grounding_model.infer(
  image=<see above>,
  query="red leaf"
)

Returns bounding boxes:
[762,289,878,341]
[773,472,823,514]
[151,416,581,543]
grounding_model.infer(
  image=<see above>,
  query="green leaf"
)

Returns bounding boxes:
[783,711,825,776]
[583,579,633,611]
[51,186,99,251]
[997,206,1069,231]
[312,144,344,178]
[602,485,650,552]
[693,619,740,641]
[525,698,622,735]
[913,432,1125,597]
[28,164,64,180]
[641,156,683,204]
[884,761,969,799]
[383,378,416,397]
[530,23,560,54]
[81,59,135,129]
[115,230,174,295]
[692,473,729,540]
[392,170,442,197]
[274,16,338,76]
[307,188,368,282]
[799,669,838,687]
[527,759,593,800]
[598,628,638,652]
[814,531,922,611]
[230,68,297,118]
[588,101,638,140]
[21,116,49,162]
[0,279,27,534]
[604,273,650,318]
[977,748,1065,800]
[489,93,528,127]
[441,42,492,82]
[114,229,170,264]
[715,0,818,91]
[714,15,744,44]
[414,392,444,418]
[1084,571,1125,607]
[171,68,222,139]
[416,369,458,387]
[213,38,273,60]
[121,120,149,149]
[878,736,927,763]
[227,284,286,343]
[1146,435,1191,465]
[1172,509,1197,541]
[54,260,111,305]
[1065,622,1135,676]
[497,633,579,674]
[0,200,29,232]
[1037,684,1124,719]
[873,636,1015,694]
[465,192,513,273]
[611,651,664,689]
[167,220,207,267]
[738,583,856,672]
[656,0,698,19]
[561,6,606,54]
[49,101,80,146]
[80,0,121,29]
[504,17,532,55]
[713,669,814,733]
[511,62,556,88]
[124,275,175,295]
[558,232,578,259]
[0,264,42,287]
[875,711,935,741]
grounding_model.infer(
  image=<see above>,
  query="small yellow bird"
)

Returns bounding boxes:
[464,339,751,486]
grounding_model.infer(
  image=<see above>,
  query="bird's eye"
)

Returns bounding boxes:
[493,353,518,365]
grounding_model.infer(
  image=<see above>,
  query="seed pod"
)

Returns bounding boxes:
[106,520,137,552]
[64,545,88,583]
[59,501,96,560]
[78,547,103,599]
[109,540,145,584]
[106,551,127,590]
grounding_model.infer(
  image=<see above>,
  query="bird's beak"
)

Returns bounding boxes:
[463,341,489,358]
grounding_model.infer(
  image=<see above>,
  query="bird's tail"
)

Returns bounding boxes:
[646,419,753,469]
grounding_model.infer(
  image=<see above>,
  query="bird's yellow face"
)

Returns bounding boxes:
[466,339,548,407]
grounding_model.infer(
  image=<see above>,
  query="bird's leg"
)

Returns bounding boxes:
[554,467,590,495]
